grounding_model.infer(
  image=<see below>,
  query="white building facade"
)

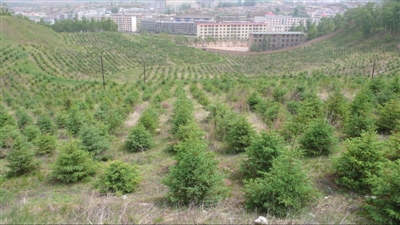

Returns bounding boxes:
[196,22,273,40]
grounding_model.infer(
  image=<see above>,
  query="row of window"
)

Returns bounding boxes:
[253,34,300,38]
[257,39,299,43]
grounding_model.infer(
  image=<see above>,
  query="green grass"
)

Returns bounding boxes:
[1,14,399,224]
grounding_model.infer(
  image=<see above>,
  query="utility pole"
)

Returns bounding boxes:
[101,54,105,90]
[371,58,376,79]
[143,60,146,83]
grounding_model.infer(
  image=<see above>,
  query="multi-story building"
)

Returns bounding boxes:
[254,12,320,32]
[165,0,196,7]
[196,22,272,40]
[141,18,171,32]
[248,32,305,50]
[111,15,137,32]
[173,14,215,22]
[95,15,137,32]
[219,15,249,22]
[155,21,197,35]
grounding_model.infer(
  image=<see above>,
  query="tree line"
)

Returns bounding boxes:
[291,0,399,40]
[40,16,118,33]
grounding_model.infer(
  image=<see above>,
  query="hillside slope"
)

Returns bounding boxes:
[1,15,400,224]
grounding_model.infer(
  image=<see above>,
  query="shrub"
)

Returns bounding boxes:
[325,89,349,125]
[95,161,141,195]
[22,124,41,142]
[125,124,152,152]
[385,132,400,161]
[138,108,159,134]
[36,114,56,135]
[344,89,375,137]
[16,109,33,129]
[376,98,400,134]
[171,96,194,134]
[51,140,96,183]
[124,90,140,108]
[0,109,16,128]
[244,151,315,217]
[226,116,256,153]
[247,92,262,111]
[207,104,236,140]
[79,125,110,155]
[365,160,400,224]
[0,125,20,148]
[241,131,284,179]
[6,136,37,176]
[66,108,85,136]
[163,137,221,204]
[36,134,57,155]
[333,130,384,193]
[300,119,336,156]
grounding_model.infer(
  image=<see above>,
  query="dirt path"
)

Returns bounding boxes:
[200,28,344,56]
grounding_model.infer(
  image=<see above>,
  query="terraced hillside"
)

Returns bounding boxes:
[1,15,400,224]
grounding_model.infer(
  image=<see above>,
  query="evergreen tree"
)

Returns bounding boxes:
[95,161,141,195]
[300,119,336,156]
[376,98,400,134]
[79,125,110,155]
[241,131,284,179]
[36,134,57,155]
[334,130,384,193]
[51,140,96,183]
[163,136,222,204]
[125,124,152,152]
[6,136,37,176]
[366,159,400,224]
[345,89,375,138]
[244,150,316,216]
[226,116,256,153]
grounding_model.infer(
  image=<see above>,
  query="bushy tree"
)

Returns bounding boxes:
[51,141,96,183]
[163,137,221,204]
[22,124,41,142]
[300,119,336,156]
[365,160,400,224]
[345,89,375,137]
[226,116,256,153]
[66,108,85,136]
[95,161,141,195]
[6,136,37,176]
[79,125,110,155]
[16,109,33,129]
[0,125,20,148]
[325,89,349,126]
[125,124,152,152]
[36,114,56,135]
[384,132,400,161]
[244,151,316,217]
[247,92,262,111]
[376,98,400,134]
[171,96,194,134]
[0,108,16,128]
[36,134,57,155]
[333,130,384,193]
[241,131,284,179]
[138,107,159,134]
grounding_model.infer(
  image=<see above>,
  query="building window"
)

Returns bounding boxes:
[282,44,284,47]
[272,44,275,47]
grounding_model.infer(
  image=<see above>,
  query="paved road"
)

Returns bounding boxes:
[200,28,345,55]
